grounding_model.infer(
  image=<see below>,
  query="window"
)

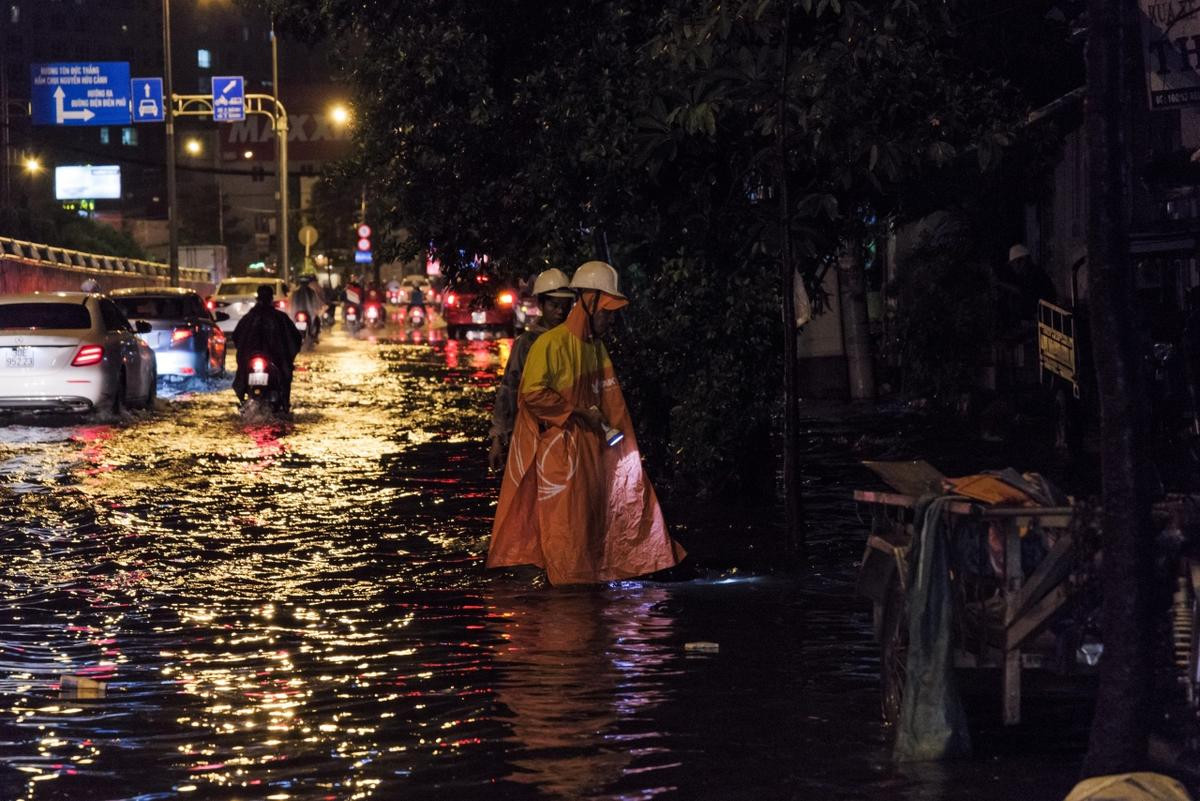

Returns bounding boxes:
[120,127,137,146]
[99,127,110,145]
[0,302,90,330]
[100,300,131,333]
[197,48,211,68]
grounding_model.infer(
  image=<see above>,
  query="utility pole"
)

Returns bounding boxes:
[271,22,289,284]
[1,33,10,215]
[1081,0,1156,777]
[163,0,179,286]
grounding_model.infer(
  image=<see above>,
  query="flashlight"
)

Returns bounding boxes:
[590,405,625,447]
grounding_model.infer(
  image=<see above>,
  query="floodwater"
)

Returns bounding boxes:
[0,325,1086,801]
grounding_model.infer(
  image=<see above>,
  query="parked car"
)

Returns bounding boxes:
[111,287,228,379]
[0,292,157,414]
[442,270,516,338]
[211,277,289,334]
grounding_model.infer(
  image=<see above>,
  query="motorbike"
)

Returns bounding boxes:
[363,300,386,330]
[345,302,362,333]
[406,304,427,328]
[238,353,288,416]
[294,310,319,349]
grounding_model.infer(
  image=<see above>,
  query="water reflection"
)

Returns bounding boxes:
[487,585,676,799]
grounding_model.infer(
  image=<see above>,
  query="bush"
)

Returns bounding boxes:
[893,224,995,401]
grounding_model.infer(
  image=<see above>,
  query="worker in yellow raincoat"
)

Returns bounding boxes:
[487,261,686,585]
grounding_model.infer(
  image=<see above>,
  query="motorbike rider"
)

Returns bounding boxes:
[487,268,576,471]
[290,275,325,343]
[407,279,428,322]
[232,284,303,412]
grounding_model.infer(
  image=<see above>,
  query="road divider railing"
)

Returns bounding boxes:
[0,236,212,286]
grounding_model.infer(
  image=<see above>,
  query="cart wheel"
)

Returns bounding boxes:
[880,577,909,727]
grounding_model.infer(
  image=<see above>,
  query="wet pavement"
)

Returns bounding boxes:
[0,325,1087,800]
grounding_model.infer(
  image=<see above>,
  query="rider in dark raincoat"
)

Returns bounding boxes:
[232,285,302,410]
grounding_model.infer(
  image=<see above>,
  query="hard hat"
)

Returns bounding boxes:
[532,267,574,298]
[1009,244,1031,261]
[569,260,626,300]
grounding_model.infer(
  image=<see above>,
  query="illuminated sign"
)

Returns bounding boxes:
[55,165,121,200]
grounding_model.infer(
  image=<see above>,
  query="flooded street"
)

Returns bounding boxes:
[0,328,1084,801]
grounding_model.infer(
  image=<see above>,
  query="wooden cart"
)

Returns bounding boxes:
[855,486,1200,727]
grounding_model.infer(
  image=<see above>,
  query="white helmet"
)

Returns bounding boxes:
[531,267,574,298]
[569,260,626,300]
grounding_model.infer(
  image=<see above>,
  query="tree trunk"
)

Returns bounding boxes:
[1081,0,1156,776]
[778,2,804,565]
[838,238,876,400]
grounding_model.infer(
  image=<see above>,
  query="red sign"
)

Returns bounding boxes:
[357,224,371,238]
[357,238,371,251]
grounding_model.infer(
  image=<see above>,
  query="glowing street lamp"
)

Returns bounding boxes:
[22,157,42,175]
[329,103,352,127]
[184,137,203,156]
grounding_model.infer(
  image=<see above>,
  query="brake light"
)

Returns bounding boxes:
[445,292,457,307]
[71,344,104,367]
[251,356,267,373]
[275,300,287,311]
[205,297,215,312]
[498,291,514,306]
[366,305,379,320]
[296,311,309,323]
[171,328,192,345]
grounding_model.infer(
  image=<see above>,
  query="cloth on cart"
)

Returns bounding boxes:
[894,494,973,762]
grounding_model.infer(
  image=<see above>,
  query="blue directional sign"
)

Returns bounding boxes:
[130,78,164,123]
[31,62,131,126]
[355,250,373,264]
[211,76,245,122]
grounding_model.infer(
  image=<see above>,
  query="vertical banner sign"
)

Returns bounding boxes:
[1141,0,1200,109]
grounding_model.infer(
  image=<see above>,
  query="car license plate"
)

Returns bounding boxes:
[4,347,33,369]
[248,372,269,386]
[295,321,308,331]
[471,311,487,324]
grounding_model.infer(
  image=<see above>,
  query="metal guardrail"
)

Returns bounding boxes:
[0,235,211,285]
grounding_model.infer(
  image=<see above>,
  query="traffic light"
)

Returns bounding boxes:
[354,223,372,264]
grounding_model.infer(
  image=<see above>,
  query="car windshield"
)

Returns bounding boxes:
[0,302,91,329]
[114,296,194,319]
[217,282,262,295]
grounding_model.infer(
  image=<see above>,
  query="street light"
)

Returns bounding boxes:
[22,156,41,174]
[184,137,203,156]
[329,103,351,127]
[162,0,179,286]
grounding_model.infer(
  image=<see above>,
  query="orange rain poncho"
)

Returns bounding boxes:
[487,295,685,585]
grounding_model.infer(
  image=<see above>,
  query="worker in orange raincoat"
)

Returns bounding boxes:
[487,261,685,585]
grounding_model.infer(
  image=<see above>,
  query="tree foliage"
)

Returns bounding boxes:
[262,0,1075,496]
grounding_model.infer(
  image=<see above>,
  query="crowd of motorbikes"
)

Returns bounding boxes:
[233,280,431,418]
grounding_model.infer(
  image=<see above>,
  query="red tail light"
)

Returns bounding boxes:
[296,311,309,323]
[366,305,379,320]
[498,291,514,307]
[445,292,457,307]
[205,297,215,312]
[275,300,287,311]
[171,328,192,345]
[250,356,267,373]
[71,344,104,367]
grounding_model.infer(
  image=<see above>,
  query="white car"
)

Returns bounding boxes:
[0,292,157,414]
[211,277,289,334]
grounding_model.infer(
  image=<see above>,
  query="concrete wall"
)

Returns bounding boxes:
[797,268,850,399]
[0,257,214,297]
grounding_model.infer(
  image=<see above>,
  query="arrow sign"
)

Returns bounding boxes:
[211,76,245,122]
[130,78,164,123]
[31,62,131,126]
[54,87,94,123]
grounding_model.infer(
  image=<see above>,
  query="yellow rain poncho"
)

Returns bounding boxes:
[487,296,685,584]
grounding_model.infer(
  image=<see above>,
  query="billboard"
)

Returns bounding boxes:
[1140,0,1200,109]
[55,165,122,200]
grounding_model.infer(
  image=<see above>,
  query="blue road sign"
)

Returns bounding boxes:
[211,76,245,122]
[355,250,373,264]
[31,62,131,126]
[130,78,164,123]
